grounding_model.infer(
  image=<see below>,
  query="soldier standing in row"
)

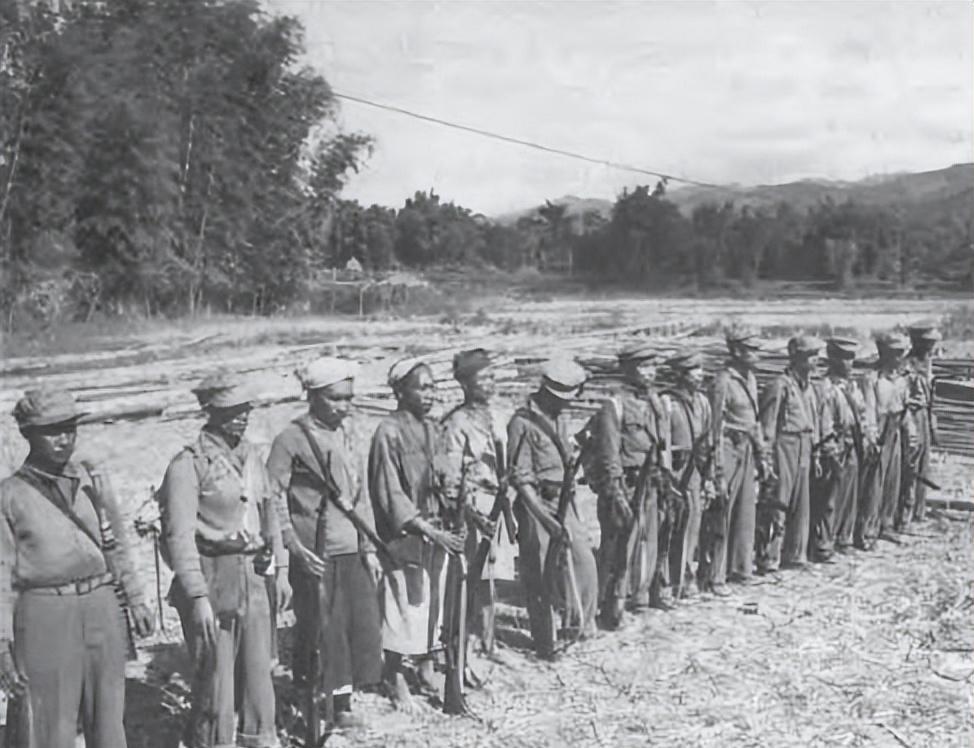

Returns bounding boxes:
[706,330,764,596]
[661,352,714,601]
[857,333,916,548]
[368,358,464,711]
[508,359,598,658]
[587,343,669,626]
[157,374,287,748]
[0,389,153,748]
[810,338,876,561]
[757,336,821,574]
[441,349,515,658]
[902,325,941,524]
[265,357,382,730]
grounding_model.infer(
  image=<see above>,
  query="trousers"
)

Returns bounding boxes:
[173,559,278,748]
[903,409,932,525]
[705,434,756,584]
[12,584,127,748]
[597,468,659,625]
[515,493,598,656]
[811,445,858,558]
[857,416,903,548]
[758,434,811,570]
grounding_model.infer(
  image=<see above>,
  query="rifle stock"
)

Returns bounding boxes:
[468,433,526,594]
[80,464,139,660]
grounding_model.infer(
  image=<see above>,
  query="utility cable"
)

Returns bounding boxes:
[333,91,722,189]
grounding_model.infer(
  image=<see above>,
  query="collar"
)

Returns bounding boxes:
[726,364,754,389]
[785,367,811,390]
[305,411,340,433]
[394,407,429,426]
[20,460,82,482]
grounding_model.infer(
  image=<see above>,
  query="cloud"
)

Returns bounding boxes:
[267,0,973,214]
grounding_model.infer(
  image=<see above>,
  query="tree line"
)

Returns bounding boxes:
[2,1,971,328]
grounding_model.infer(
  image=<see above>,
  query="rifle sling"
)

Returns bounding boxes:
[515,406,570,470]
[14,468,104,554]
[295,419,373,557]
[514,406,581,523]
[668,392,701,493]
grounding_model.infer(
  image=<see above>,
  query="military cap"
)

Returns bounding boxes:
[875,332,909,353]
[825,337,860,359]
[388,356,427,387]
[452,348,492,380]
[618,341,663,364]
[907,325,942,343]
[540,358,587,400]
[192,371,253,410]
[299,356,359,391]
[787,335,823,358]
[13,388,87,428]
[666,351,705,371]
[724,325,763,350]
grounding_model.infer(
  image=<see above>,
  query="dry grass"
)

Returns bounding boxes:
[118,505,974,748]
[2,293,972,747]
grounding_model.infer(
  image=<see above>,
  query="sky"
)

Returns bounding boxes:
[266,1,973,216]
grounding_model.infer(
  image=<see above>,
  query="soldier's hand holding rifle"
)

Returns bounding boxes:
[361,552,382,585]
[291,539,327,578]
[0,643,27,696]
[607,479,634,530]
[467,507,498,540]
[129,601,156,639]
[410,516,465,555]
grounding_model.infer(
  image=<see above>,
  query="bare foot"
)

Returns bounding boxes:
[386,672,418,714]
[415,658,438,696]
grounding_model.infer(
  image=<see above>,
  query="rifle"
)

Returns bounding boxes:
[495,437,518,546]
[134,514,166,633]
[294,423,400,572]
[812,431,838,453]
[1,687,32,748]
[467,432,526,655]
[305,459,332,748]
[548,441,589,641]
[79,463,139,660]
[626,440,661,599]
[442,435,471,716]
[294,423,398,746]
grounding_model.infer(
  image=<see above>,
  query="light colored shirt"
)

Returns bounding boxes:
[711,365,764,475]
[507,396,573,499]
[760,369,820,442]
[588,388,669,494]
[818,375,877,453]
[157,429,282,600]
[266,414,376,558]
[441,402,503,514]
[0,461,144,641]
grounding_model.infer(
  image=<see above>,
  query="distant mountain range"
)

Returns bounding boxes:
[496,163,974,225]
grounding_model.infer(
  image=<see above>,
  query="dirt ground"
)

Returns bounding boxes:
[1,295,972,747]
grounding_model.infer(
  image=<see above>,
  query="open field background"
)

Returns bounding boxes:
[1,294,973,747]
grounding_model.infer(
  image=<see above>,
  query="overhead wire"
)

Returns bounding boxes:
[332,91,724,189]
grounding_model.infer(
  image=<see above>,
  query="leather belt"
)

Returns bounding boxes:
[20,571,114,597]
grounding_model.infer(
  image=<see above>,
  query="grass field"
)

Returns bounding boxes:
[1,293,972,747]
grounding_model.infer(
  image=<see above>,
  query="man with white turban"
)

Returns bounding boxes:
[266,357,382,730]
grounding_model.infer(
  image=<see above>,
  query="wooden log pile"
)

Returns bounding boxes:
[1,320,970,459]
